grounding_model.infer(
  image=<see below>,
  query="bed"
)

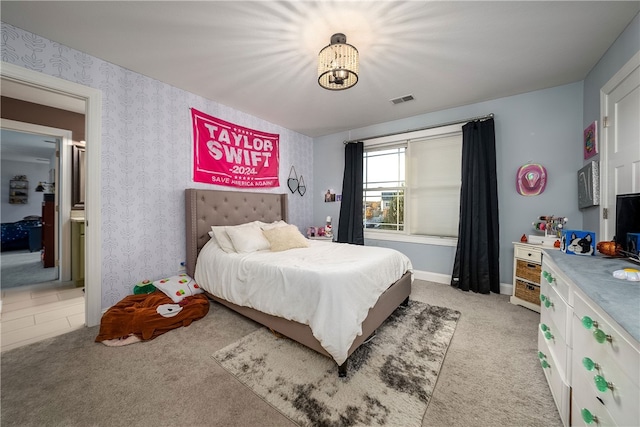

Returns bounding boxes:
[185,188,412,376]
[1,218,42,251]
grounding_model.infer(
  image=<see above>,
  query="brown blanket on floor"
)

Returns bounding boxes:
[95,291,210,343]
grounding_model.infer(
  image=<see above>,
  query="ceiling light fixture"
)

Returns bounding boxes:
[317,33,359,91]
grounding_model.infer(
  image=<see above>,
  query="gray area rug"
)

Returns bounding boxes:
[1,250,57,288]
[213,300,460,427]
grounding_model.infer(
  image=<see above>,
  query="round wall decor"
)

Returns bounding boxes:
[516,163,547,196]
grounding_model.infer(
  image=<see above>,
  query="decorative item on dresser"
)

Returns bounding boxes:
[539,250,639,427]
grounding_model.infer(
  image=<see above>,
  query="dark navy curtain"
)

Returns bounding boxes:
[337,142,364,245]
[451,118,500,294]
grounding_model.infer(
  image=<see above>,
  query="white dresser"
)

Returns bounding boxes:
[539,251,639,427]
[539,254,573,425]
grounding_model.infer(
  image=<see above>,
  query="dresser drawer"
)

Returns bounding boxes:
[572,342,640,426]
[539,316,569,381]
[572,314,640,426]
[515,259,542,284]
[573,291,639,387]
[540,258,570,304]
[572,369,617,427]
[514,245,542,263]
[540,281,570,344]
[538,330,570,426]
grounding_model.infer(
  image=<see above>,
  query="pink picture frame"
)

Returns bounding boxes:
[583,121,598,159]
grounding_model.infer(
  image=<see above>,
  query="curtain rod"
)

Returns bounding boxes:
[343,113,494,144]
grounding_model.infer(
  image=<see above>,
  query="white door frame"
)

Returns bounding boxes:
[599,51,640,241]
[1,119,72,282]
[1,62,103,327]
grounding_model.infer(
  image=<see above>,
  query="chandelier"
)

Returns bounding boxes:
[317,33,359,91]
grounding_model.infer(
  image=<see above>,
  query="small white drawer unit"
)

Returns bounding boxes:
[511,243,543,313]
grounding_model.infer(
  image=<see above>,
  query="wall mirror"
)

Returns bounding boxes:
[72,144,85,209]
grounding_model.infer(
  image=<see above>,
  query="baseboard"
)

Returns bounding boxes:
[500,282,513,296]
[413,270,451,285]
[413,269,513,296]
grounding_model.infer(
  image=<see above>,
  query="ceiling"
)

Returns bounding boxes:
[1,1,639,138]
[1,80,83,162]
[1,129,57,164]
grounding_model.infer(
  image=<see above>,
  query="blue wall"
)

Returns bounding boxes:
[314,83,584,285]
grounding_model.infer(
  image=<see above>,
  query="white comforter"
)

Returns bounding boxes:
[194,239,412,365]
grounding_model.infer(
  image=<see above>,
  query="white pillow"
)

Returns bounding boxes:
[153,274,203,303]
[261,220,289,230]
[210,226,236,253]
[262,224,309,252]
[226,224,271,253]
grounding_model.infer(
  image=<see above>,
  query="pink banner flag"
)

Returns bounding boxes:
[192,108,280,188]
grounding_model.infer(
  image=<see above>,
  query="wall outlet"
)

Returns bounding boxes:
[178,261,186,272]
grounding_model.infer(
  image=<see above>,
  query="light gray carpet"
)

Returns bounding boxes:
[1,249,57,288]
[0,280,562,427]
[213,301,460,427]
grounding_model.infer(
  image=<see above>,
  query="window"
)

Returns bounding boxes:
[363,124,463,240]
[363,146,405,231]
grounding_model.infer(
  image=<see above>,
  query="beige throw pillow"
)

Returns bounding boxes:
[263,224,309,252]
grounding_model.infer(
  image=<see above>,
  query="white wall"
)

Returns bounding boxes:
[1,22,314,309]
[1,160,50,223]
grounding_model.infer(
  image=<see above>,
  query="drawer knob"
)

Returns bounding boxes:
[537,351,550,368]
[540,323,554,340]
[581,408,598,425]
[542,270,555,284]
[539,294,553,308]
[594,374,614,392]
[582,357,600,372]
[593,328,612,344]
[581,316,599,330]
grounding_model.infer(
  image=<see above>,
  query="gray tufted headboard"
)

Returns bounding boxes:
[184,189,288,277]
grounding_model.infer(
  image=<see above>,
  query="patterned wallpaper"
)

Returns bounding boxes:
[1,22,314,308]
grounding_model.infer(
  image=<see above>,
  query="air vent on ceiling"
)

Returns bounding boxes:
[390,94,415,105]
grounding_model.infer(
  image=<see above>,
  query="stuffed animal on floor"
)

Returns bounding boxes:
[95,291,209,346]
[132,279,157,295]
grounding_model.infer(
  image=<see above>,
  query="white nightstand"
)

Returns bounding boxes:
[308,236,333,241]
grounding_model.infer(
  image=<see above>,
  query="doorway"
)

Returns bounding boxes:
[1,62,102,328]
[599,51,640,240]
[0,125,69,287]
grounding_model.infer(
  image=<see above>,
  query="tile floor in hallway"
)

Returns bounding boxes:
[1,281,85,352]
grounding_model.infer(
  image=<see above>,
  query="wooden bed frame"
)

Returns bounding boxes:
[185,188,412,376]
